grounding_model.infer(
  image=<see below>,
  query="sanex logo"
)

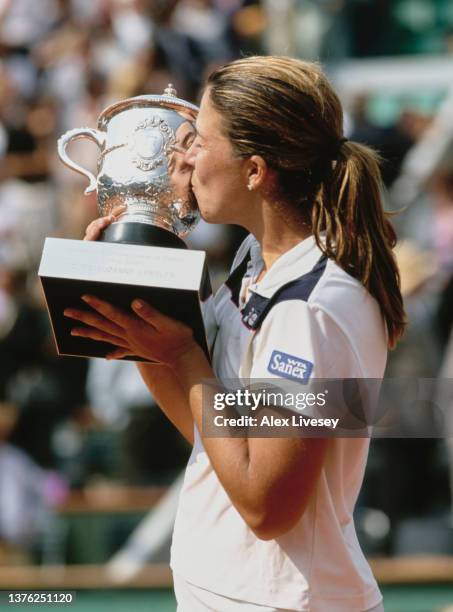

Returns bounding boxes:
[267,350,313,384]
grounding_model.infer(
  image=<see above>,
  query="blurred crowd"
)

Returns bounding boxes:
[0,0,263,565]
[0,0,452,566]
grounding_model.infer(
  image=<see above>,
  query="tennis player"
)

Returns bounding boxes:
[64,56,405,611]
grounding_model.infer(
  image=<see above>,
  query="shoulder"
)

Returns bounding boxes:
[249,260,387,379]
[310,258,373,313]
[310,259,387,365]
[250,300,359,379]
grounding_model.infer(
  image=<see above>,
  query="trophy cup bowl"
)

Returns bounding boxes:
[57,84,200,249]
[39,86,209,361]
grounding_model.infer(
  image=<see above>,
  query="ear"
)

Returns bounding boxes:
[245,155,269,191]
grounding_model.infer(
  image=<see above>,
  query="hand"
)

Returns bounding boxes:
[84,205,127,241]
[63,295,198,365]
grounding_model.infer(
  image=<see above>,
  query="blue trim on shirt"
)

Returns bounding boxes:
[241,255,328,330]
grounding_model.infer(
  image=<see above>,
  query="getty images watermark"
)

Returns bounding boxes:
[212,387,338,429]
[201,378,453,438]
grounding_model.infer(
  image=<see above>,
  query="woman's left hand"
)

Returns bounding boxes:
[63,295,197,365]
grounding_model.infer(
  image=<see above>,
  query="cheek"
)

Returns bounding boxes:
[194,152,217,185]
[196,159,238,197]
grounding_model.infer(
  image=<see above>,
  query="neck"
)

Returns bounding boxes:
[245,198,313,271]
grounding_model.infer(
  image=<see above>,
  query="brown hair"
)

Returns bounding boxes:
[207,56,406,349]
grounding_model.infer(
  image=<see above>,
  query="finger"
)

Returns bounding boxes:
[81,295,131,327]
[84,216,115,241]
[70,326,130,348]
[64,307,125,338]
[83,205,127,241]
[111,204,127,217]
[131,299,180,331]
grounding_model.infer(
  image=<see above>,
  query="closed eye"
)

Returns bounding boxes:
[181,131,196,150]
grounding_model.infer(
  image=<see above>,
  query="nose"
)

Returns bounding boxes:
[184,141,197,168]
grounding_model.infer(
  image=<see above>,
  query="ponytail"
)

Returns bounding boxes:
[207,56,406,348]
[312,141,406,349]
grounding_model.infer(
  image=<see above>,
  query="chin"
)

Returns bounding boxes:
[197,196,233,225]
[197,201,215,222]
[199,210,217,224]
[199,207,228,224]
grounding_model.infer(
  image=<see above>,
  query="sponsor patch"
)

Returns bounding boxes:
[267,350,313,384]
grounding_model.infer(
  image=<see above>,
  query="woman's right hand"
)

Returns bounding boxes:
[79,204,195,443]
[83,205,127,241]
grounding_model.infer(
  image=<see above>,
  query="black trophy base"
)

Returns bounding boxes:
[38,237,209,362]
[42,277,208,361]
[101,222,186,249]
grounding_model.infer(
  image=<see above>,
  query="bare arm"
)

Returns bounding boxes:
[64,297,329,539]
[175,347,329,539]
[137,363,194,444]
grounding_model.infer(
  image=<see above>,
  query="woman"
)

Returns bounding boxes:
[64,56,405,611]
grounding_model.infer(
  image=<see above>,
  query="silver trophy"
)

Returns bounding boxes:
[39,87,209,360]
[57,85,199,248]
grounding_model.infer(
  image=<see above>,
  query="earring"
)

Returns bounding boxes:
[247,184,253,191]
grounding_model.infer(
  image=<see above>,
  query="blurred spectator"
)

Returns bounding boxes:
[0,0,61,49]
[0,0,451,567]
[0,255,88,469]
[349,93,416,186]
[85,359,190,484]
[0,389,68,561]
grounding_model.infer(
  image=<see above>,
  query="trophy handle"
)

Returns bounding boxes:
[57,127,106,195]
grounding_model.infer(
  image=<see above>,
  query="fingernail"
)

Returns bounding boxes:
[71,330,80,336]
[132,299,144,309]
[63,309,72,316]
[81,295,94,304]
